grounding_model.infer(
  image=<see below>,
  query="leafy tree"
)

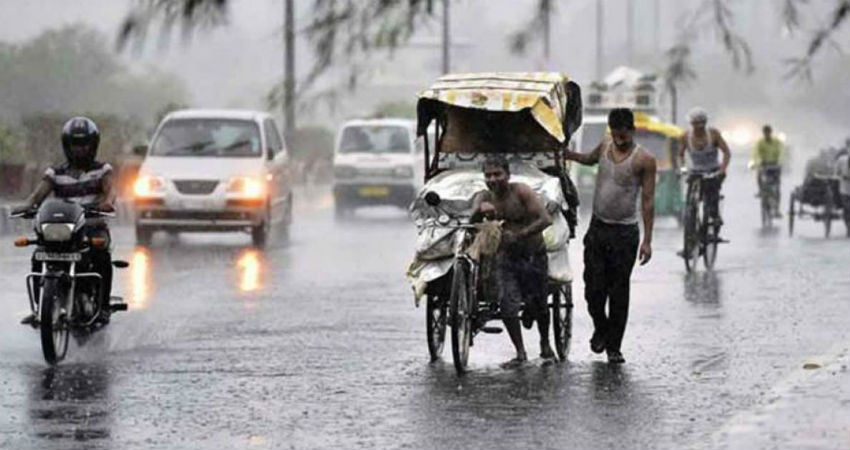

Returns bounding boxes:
[0,25,188,126]
[373,101,416,119]
[0,123,24,164]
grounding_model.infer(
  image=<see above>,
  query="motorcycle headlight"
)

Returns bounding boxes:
[41,223,75,242]
[393,166,414,179]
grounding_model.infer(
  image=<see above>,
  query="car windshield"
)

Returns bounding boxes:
[634,130,669,161]
[151,119,262,158]
[339,126,411,154]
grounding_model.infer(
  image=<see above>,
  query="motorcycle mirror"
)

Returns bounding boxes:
[424,191,441,207]
[13,236,31,247]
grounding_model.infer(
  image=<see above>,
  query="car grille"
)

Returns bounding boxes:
[146,210,249,221]
[173,180,219,195]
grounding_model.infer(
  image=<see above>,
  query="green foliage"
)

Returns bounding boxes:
[373,101,416,119]
[154,101,190,129]
[0,25,189,126]
[287,126,335,164]
[0,123,24,164]
[19,113,144,167]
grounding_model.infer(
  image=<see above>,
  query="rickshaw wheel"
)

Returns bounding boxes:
[450,260,472,375]
[550,283,573,362]
[426,293,447,362]
[788,193,796,236]
[824,189,834,238]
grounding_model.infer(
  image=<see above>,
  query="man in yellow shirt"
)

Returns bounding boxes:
[752,125,784,218]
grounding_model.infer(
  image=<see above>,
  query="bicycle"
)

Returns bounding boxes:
[757,165,781,228]
[680,169,726,272]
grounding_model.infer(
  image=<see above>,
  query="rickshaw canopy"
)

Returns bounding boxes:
[416,72,582,151]
[634,112,684,138]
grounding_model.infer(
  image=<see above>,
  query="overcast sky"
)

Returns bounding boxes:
[0,0,847,148]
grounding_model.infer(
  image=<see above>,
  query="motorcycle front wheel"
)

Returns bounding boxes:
[40,277,70,365]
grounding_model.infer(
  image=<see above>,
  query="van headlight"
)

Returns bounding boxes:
[393,166,414,179]
[41,223,74,242]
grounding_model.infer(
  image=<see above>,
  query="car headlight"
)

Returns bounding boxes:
[134,175,165,197]
[227,176,266,199]
[41,223,74,242]
[334,165,356,179]
[393,166,414,179]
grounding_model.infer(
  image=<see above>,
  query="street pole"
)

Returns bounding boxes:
[442,0,450,74]
[542,0,551,68]
[284,0,295,135]
[654,0,660,52]
[595,0,603,79]
[626,0,635,66]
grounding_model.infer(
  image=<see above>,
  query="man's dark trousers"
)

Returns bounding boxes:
[583,217,639,352]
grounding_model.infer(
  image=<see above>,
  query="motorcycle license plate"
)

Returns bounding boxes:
[358,186,389,198]
[34,252,82,262]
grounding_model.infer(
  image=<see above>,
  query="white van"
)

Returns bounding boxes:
[132,109,294,247]
[331,118,423,217]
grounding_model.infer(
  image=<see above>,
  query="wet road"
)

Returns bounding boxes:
[0,169,848,450]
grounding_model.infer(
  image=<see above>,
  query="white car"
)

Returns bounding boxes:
[332,118,423,217]
[132,109,294,247]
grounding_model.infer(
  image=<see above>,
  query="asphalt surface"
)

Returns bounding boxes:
[0,169,848,450]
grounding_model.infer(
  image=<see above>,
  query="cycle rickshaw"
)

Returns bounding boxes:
[789,172,844,237]
[406,72,583,375]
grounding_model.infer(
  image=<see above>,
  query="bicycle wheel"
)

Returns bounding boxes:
[703,218,719,270]
[550,283,573,362]
[40,277,70,365]
[761,193,771,228]
[683,182,701,272]
[426,293,447,362]
[788,192,796,236]
[450,260,472,375]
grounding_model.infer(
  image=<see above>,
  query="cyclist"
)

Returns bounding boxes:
[678,107,731,226]
[751,124,784,218]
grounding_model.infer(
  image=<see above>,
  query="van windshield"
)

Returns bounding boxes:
[339,126,411,154]
[151,119,262,158]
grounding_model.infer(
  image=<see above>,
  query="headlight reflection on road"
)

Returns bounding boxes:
[237,250,264,293]
[129,248,151,310]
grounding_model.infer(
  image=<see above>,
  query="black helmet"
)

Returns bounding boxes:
[61,116,100,167]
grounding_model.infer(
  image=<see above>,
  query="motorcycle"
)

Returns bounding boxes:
[11,198,129,365]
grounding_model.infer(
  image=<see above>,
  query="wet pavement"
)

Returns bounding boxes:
[0,170,848,450]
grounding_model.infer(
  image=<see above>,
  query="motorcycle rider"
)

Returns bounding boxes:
[751,124,784,217]
[13,117,116,324]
